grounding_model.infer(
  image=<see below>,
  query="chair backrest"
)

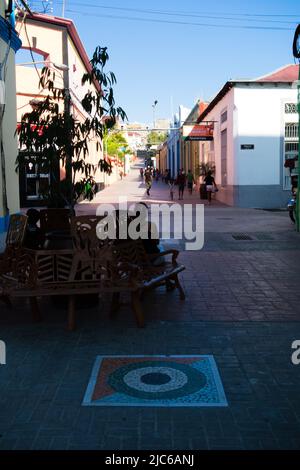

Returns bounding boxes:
[114,239,150,267]
[40,209,71,234]
[5,214,28,248]
[69,215,117,282]
[70,215,114,255]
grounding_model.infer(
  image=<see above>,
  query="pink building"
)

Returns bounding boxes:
[15,12,119,206]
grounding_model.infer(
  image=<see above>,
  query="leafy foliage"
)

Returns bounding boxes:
[196,162,216,177]
[17,46,127,209]
[105,131,130,160]
[146,130,168,146]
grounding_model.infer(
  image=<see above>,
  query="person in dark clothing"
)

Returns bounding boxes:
[204,170,217,205]
[176,170,186,200]
[24,208,45,249]
[132,202,160,255]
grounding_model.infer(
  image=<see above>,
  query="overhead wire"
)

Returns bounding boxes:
[55,1,299,25]
[65,9,293,31]
[23,14,41,80]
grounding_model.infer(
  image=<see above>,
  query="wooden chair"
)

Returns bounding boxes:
[39,208,71,234]
[0,213,28,308]
[0,214,186,330]
[6,214,28,247]
[40,208,72,249]
[0,215,137,330]
[113,239,185,327]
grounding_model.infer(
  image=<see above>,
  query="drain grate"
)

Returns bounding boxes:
[232,233,253,241]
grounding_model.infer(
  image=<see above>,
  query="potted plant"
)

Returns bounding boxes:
[17,46,127,212]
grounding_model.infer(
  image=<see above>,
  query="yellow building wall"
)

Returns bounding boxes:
[16,16,117,204]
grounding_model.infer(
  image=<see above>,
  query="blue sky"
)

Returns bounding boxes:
[41,1,300,124]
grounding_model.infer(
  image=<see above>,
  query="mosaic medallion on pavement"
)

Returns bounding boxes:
[82,355,227,407]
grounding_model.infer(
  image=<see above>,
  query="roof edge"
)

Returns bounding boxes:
[197,82,235,122]
[26,12,100,92]
[253,63,296,81]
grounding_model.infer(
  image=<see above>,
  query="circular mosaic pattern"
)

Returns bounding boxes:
[141,372,171,385]
[123,366,188,393]
[108,361,207,400]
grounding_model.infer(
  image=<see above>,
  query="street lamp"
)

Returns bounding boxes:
[16,61,68,70]
[152,100,158,129]
[16,61,69,86]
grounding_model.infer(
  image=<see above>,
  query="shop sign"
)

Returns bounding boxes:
[182,124,214,141]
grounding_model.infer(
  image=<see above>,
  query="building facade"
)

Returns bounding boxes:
[167,105,190,178]
[180,101,209,181]
[0,2,22,232]
[15,12,118,206]
[197,65,299,208]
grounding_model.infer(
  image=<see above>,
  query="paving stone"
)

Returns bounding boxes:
[1,171,300,450]
[208,438,245,450]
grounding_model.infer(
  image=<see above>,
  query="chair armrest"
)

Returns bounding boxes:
[148,249,179,264]
[118,261,139,271]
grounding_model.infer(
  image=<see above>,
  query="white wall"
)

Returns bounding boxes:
[234,85,297,186]
[201,84,298,189]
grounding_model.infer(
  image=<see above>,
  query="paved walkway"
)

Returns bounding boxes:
[1,160,300,450]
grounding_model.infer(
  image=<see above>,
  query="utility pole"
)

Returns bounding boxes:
[62,0,66,17]
[61,31,72,208]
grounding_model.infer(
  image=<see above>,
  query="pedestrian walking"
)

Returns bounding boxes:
[187,169,195,194]
[164,169,169,184]
[204,170,217,205]
[176,169,186,200]
[144,169,152,196]
[168,178,175,200]
[167,169,171,184]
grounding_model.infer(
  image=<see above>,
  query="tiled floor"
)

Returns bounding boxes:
[1,162,300,449]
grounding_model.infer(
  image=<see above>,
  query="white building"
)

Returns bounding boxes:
[198,64,299,208]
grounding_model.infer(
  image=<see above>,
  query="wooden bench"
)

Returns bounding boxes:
[0,214,28,308]
[0,215,186,329]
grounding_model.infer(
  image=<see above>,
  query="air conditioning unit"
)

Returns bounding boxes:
[0,81,5,105]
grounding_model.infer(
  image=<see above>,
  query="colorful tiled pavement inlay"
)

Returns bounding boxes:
[82,355,228,407]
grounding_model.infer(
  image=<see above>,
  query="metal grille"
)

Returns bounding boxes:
[285,123,299,139]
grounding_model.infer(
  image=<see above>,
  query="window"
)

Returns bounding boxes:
[285,123,299,139]
[285,142,299,155]
[221,110,227,124]
[285,103,297,114]
[284,127,299,190]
